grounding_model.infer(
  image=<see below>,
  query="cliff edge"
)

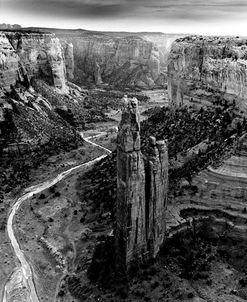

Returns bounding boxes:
[1,30,68,93]
[168,35,247,109]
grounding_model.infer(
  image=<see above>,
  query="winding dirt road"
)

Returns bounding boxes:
[2,134,111,302]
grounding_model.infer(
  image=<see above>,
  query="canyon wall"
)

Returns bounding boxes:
[15,27,186,90]
[40,28,186,89]
[64,42,74,81]
[168,36,247,108]
[0,31,68,92]
[116,98,168,275]
[140,33,186,70]
[58,33,161,89]
[0,32,19,90]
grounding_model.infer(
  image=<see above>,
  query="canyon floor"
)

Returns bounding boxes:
[0,89,166,301]
[3,88,247,302]
[0,138,106,301]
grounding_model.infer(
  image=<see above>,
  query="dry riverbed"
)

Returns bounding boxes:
[0,139,106,301]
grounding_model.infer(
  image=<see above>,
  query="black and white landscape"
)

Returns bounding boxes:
[1,1,247,301]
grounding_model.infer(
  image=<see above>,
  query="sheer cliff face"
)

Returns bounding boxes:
[116,98,146,273]
[147,137,168,257]
[57,33,163,89]
[0,31,67,92]
[140,33,186,70]
[0,33,19,90]
[64,43,74,81]
[168,36,247,107]
[116,98,168,275]
[19,28,185,89]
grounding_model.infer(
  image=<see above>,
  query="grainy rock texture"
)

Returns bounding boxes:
[66,34,161,89]
[192,133,247,213]
[116,98,147,275]
[64,42,74,80]
[116,99,168,275]
[139,33,186,70]
[37,28,186,89]
[168,35,247,108]
[0,31,68,92]
[147,137,168,258]
[0,32,19,90]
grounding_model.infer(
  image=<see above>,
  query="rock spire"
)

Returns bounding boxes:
[116,97,168,277]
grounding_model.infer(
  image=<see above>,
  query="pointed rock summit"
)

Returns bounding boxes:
[116,97,168,277]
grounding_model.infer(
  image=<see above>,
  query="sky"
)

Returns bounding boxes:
[1,0,247,36]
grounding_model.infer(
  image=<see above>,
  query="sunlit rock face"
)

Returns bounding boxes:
[64,42,74,80]
[56,33,162,89]
[82,35,159,89]
[140,33,186,70]
[5,32,67,92]
[116,98,168,276]
[168,36,247,108]
[32,28,186,89]
[116,98,147,275]
[0,33,19,90]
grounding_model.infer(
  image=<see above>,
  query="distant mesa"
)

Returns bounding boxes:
[0,23,22,30]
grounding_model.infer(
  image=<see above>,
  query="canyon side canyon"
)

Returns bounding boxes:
[35,28,184,89]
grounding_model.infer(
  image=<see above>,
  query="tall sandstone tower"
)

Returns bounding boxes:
[116,98,168,277]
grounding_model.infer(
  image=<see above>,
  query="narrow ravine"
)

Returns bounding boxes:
[2,135,112,302]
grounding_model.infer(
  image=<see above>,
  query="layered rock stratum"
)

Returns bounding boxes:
[0,29,89,194]
[0,32,19,90]
[116,98,147,274]
[1,30,68,92]
[27,28,185,89]
[60,32,162,89]
[168,35,247,109]
[116,98,168,276]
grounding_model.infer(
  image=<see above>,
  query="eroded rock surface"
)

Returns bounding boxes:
[64,42,74,80]
[147,137,168,258]
[168,36,247,108]
[116,98,146,274]
[0,33,19,90]
[6,31,68,92]
[116,98,168,274]
[0,31,68,93]
[49,29,175,89]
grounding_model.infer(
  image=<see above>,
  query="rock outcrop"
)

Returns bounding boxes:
[46,29,165,89]
[190,134,247,212]
[116,98,168,275]
[139,33,186,70]
[19,27,186,89]
[0,31,68,93]
[66,35,160,89]
[0,33,19,90]
[146,136,168,257]
[0,24,21,30]
[64,42,74,80]
[168,36,247,108]
[0,81,85,193]
[116,98,146,275]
